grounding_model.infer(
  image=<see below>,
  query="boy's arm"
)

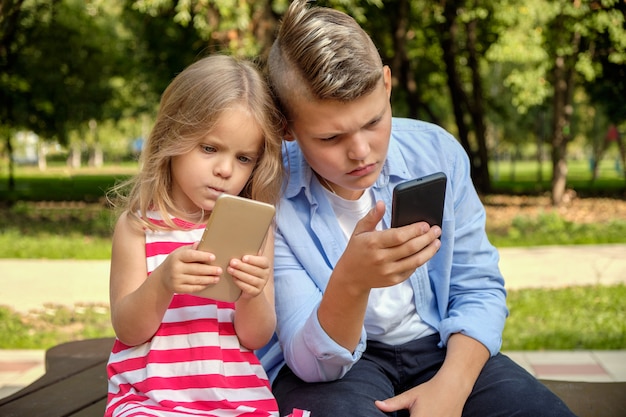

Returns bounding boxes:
[274,202,441,382]
[318,202,440,352]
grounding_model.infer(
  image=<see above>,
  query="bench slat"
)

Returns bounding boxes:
[0,363,107,417]
[541,379,626,417]
[70,398,108,417]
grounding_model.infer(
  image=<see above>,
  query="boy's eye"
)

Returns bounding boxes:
[201,144,216,153]
[367,117,381,128]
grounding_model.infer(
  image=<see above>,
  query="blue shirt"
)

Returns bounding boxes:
[257,118,508,383]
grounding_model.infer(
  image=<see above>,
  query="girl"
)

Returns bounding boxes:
[105,54,283,417]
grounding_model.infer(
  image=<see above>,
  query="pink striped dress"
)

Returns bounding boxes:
[105,214,279,417]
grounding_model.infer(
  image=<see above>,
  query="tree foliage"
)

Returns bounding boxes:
[1,0,124,142]
[1,0,625,203]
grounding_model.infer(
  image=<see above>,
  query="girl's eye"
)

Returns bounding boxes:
[238,155,254,164]
[201,144,216,153]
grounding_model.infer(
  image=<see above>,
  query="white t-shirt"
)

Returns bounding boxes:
[323,187,436,344]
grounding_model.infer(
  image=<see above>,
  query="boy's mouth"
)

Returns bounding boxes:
[348,163,377,177]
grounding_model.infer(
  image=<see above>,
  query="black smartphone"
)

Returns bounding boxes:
[391,172,447,228]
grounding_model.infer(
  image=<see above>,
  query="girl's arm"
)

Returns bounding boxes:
[109,211,219,346]
[109,211,172,346]
[232,231,276,350]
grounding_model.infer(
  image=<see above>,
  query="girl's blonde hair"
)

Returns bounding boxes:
[110,54,284,230]
[267,0,383,121]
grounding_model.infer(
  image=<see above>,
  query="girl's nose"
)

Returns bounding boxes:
[213,157,233,178]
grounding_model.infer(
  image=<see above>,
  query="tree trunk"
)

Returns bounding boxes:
[465,17,491,192]
[6,135,15,191]
[438,0,491,193]
[88,119,103,168]
[37,139,47,171]
[617,134,626,181]
[439,2,472,164]
[550,27,579,206]
[68,142,81,169]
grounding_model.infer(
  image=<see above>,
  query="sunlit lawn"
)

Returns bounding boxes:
[1,284,624,350]
[0,160,624,350]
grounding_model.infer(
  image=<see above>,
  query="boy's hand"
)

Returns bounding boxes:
[375,378,465,417]
[227,254,271,299]
[338,200,441,292]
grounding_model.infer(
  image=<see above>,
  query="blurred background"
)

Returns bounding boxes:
[1,0,625,203]
[0,0,625,352]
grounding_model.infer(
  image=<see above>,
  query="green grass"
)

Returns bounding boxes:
[0,161,624,350]
[0,304,114,349]
[0,284,623,350]
[1,161,626,259]
[489,212,626,247]
[490,158,625,196]
[0,201,115,259]
[502,284,626,350]
[0,163,136,203]
[3,201,626,259]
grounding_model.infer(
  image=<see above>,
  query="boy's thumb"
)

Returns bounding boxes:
[353,200,385,235]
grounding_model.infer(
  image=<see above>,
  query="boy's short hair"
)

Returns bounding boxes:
[268,0,383,119]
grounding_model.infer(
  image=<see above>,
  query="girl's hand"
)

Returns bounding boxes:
[157,243,223,295]
[228,254,271,299]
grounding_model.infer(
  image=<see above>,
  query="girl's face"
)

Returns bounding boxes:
[170,104,263,220]
[285,66,393,201]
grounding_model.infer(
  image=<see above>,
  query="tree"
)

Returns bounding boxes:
[585,1,626,180]
[434,0,495,192]
[487,0,626,205]
[1,0,126,188]
[359,0,496,192]
[130,0,282,60]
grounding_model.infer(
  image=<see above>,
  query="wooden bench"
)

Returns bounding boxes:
[0,338,624,417]
[0,337,113,417]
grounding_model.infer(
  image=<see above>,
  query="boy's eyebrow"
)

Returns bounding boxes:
[310,106,386,139]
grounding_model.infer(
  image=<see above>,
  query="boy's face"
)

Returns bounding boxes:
[286,66,393,201]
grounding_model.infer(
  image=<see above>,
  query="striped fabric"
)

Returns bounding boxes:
[105,213,279,417]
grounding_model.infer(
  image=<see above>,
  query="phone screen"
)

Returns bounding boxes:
[391,172,447,228]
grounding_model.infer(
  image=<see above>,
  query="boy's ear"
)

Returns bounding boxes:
[383,65,392,99]
[279,117,296,142]
[283,129,296,142]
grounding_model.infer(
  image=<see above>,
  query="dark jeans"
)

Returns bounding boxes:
[272,334,576,416]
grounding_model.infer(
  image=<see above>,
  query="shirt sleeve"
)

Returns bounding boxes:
[431,138,508,355]
[273,208,368,382]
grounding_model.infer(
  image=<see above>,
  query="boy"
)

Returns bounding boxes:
[259,1,576,416]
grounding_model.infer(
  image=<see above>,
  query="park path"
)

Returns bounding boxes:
[1,244,625,313]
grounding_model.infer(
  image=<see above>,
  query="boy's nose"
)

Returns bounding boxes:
[347,133,370,160]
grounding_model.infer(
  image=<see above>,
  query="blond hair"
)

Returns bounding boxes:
[267,0,383,120]
[110,54,284,230]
